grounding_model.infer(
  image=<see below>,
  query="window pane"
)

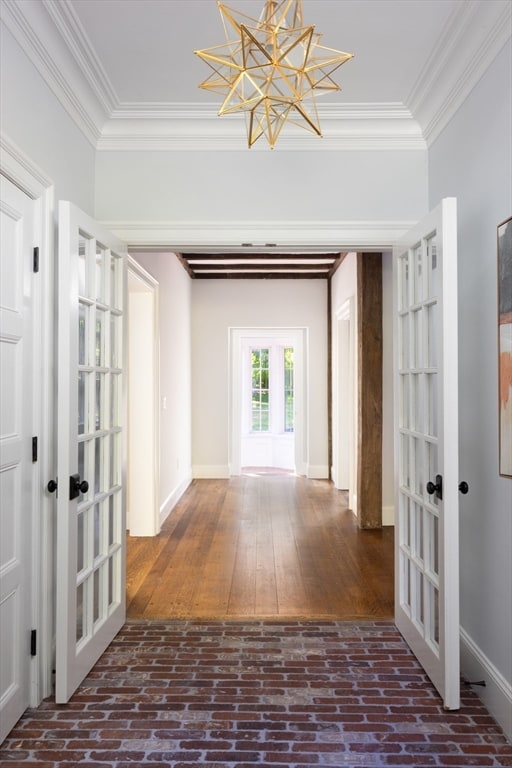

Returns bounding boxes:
[79,303,88,366]
[251,347,270,432]
[95,310,105,367]
[284,347,294,432]
[78,372,87,435]
[77,511,85,573]
[96,243,106,303]
[76,582,85,643]
[93,568,100,623]
[414,243,423,304]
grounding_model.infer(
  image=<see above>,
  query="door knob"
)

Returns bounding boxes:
[47,479,58,494]
[458,481,469,494]
[426,473,443,500]
[69,473,89,501]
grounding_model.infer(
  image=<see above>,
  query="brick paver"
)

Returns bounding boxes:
[1,621,510,767]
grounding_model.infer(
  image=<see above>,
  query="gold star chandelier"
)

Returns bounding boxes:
[195,0,353,149]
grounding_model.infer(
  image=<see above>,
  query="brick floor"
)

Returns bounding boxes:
[1,621,510,767]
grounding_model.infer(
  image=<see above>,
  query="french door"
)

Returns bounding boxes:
[55,202,127,702]
[393,198,461,710]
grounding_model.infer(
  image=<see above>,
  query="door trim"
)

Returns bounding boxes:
[333,298,356,501]
[0,133,55,704]
[127,256,160,536]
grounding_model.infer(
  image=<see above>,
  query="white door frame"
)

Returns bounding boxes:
[333,298,356,506]
[229,327,308,476]
[0,134,55,704]
[127,256,160,536]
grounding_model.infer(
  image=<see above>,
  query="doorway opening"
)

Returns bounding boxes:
[229,327,308,476]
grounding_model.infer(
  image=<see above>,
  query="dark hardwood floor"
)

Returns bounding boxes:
[126,474,394,620]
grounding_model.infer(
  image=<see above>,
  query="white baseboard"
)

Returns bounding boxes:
[307,465,330,479]
[192,465,230,479]
[382,505,395,526]
[159,474,192,527]
[460,625,512,740]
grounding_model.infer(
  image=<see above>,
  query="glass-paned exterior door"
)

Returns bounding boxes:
[393,198,460,710]
[55,201,127,703]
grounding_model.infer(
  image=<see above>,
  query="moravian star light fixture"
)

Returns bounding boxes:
[194,0,353,149]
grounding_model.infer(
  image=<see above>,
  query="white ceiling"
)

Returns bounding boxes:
[69,0,456,106]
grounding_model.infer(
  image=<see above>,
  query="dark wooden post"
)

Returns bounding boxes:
[357,253,383,528]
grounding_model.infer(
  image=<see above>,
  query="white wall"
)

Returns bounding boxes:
[132,253,193,522]
[191,279,328,478]
[0,23,95,213]
[330,253,394,524]
[95,149,427,223]
[429,40,512,737]
[128,279,158,536]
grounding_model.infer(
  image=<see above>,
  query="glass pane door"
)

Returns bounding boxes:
[76,237,124,646]
[394,198,460,710]
[56,201,126,703]
[397,233,440,649]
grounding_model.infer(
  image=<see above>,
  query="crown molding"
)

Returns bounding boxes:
[109,102,416,121]
[97,103,425,152]
[1,0,106,146]
[0,132,53,194]
[102,219,416,251]
[42,0,118,115]
[408,0,512,146]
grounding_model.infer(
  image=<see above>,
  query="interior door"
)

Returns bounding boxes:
[393,197,460,710]
[0,176,35,741]
[55,201,127,703]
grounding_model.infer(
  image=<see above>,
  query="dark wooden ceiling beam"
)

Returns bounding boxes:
[176,250,344,279]
[175,251,195,278]
[194,272,328,279]
[328,252,348,279]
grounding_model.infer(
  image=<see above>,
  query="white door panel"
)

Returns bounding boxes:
[0,177,34,742]
[393,198,460,710]
[55,201,127,703]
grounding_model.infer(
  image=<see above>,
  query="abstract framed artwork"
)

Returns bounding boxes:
[498,215,512,477]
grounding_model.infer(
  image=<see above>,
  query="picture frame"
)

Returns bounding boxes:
[498,215,512,477]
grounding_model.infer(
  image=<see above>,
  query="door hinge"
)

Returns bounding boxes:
[33,246,39,273]
[32,436,38,463]
[30,629,37,656]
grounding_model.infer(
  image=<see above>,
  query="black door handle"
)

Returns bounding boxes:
[426,473,443,500]
[47,479,58,494]
[69,473,89,500]
[459,481,469,494]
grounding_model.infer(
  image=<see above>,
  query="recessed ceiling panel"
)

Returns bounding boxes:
[70,0,459,108]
